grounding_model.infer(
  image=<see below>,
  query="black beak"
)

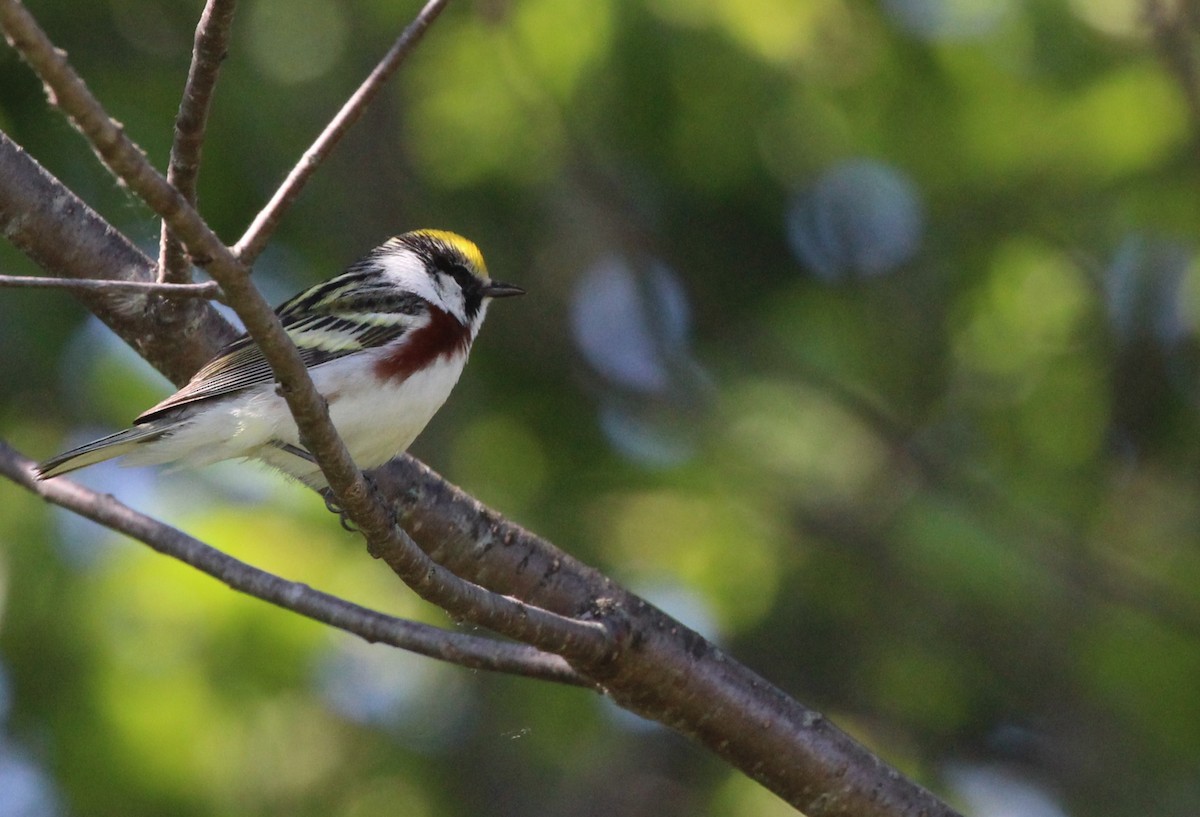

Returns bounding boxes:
[483,281,525,298]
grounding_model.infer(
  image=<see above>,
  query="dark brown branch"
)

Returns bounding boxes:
[0,0,616,667]
[157,0,238,285]
[374,457,960,817]
[232,0,452,264]
[0,272,224,300]
[0,441,591,687]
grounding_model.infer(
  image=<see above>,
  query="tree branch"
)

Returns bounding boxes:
[0,272,224,300]
[370,457,964,817]
[232,0,452,264]
[0,440,592,687]
[157,0,238,285]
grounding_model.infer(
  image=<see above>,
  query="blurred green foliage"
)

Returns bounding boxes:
[2,0,1200,815]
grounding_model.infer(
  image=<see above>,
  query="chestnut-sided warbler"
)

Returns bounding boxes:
[37,229,523,487]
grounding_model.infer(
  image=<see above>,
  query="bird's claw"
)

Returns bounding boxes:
[320,474,397,532]
[321,487,358,532]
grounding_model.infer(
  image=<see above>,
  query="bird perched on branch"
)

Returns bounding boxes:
[37,229,523,488]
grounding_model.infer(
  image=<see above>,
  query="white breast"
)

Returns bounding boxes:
[124,348,471,488]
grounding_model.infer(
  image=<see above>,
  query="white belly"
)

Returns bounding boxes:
[126,349,469,487]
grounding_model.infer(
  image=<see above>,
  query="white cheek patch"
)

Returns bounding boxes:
[376,253,471,325]
[430,272,468,324]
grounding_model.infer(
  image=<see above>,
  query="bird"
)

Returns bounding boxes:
[36,229,524,488]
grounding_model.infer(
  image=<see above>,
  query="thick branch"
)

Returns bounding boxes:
[158,0,238,284]
[232,0,451,264]
[374,458,960,817]
[0,441,591,687]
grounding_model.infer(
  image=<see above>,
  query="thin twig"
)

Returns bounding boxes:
[0,272,225,300]
[0,0,616,669]
[232,0,452,264]
[0,441,592,687]
[158,0,238,284]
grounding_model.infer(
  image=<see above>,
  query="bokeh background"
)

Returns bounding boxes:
[1,0,1199,815]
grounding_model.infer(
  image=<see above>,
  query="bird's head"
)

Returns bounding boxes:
[373,229,524,335]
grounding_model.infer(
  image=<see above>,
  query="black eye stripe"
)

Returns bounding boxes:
[442,261,479,293]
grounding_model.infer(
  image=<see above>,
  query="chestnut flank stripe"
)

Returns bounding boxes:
[373,305,471,381]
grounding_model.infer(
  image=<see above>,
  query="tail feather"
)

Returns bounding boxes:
[37,425,169,480]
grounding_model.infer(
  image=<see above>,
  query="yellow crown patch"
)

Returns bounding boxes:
[412,229,488,276]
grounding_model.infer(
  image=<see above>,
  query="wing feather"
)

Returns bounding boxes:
[137,273,428,423]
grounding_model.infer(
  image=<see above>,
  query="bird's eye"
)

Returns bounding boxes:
[444,262,478,292]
